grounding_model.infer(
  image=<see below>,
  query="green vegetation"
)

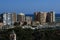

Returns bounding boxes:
[0,26,60,40]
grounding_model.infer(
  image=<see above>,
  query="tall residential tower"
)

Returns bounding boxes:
[3,12,17,25]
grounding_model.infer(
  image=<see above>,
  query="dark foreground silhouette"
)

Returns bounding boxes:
[0,27,60,40]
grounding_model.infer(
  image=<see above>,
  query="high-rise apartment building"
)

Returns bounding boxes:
[34,12,47,25]
[17,13,25,25]
[17,13,25,22]
[46,11,55,23]
[3,12,17,25]
[11,13,17,24]
[40,12,47,25]
[50,11,55,22]
[34,12,40,21]
[3,13,12,25]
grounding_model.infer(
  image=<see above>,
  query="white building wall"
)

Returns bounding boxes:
[3,13,12,25]
[53,12,55,22]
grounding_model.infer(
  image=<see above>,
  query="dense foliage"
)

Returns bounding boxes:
[0,27,60,40]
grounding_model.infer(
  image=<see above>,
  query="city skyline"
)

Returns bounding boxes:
[0,0,60,14]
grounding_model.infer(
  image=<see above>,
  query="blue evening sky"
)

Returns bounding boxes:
[0,0,60,14]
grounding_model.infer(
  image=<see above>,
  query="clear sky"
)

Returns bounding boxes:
[0,0,60,14]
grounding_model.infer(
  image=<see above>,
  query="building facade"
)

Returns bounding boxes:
[17,13,25,22]
[3,13,12,25]
[17,13,25,25]
[46,11,55,23]
[50,11,55,22]
[40,12,47,25]
[34,12,40,21]
[11,13,17,25]
[3,12,17,25]
[34,12,47,25]
[25,16,32,25]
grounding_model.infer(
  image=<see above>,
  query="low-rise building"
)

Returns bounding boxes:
[25,16,32,25]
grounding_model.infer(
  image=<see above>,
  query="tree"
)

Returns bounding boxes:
[22,22,27,26]
[14,22,20,26]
